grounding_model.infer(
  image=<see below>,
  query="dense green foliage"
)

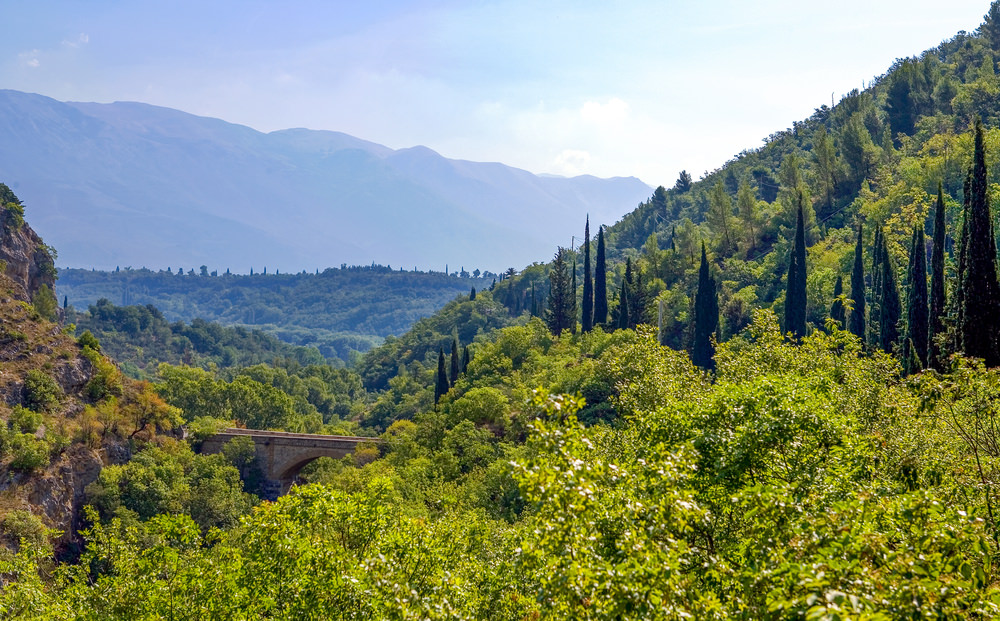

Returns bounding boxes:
[58,266,493,362]
[70,299,328,377]
[12,7,1000,619]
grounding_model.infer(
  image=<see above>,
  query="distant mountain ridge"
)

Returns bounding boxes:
[0,90,652,272]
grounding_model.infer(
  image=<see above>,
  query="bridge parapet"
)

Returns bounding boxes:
[200,428,379,499]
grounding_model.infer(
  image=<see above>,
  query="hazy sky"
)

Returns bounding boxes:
[2,1,993,186]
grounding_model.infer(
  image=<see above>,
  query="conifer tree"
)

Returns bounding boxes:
[631,268,645,329]
[594,226,608,325]
[669,225,677,251]
[470,287,476,301]
[953,170,972,343]
[783,203,808,339]
[462,345,470,372]
[958,119,1000,366]
[582,217,594,332]
[903,225,929,372]
[617,278,630,331]
[929,183,947,369]
[571,258,578,334]
[450,339,460,387]
[546,248,574,336]
[869,225,885,348]
[878,232,902,355]
[849,223,866,341]
[830,275,845,328]
[692,243,719,371]
[530,282,537,317]
[435,349,449,404]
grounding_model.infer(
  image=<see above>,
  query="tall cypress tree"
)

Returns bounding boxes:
[692,243,719,371]
[450,339,460,387]
[530,282,537,317]
[830,275,845,328]
[462,345,470,372]
[631,268,645,329]
[571,258,578,334]
[929,183,947,369]
[878,232,902,355]
[783,203,808,339]
[435,349,449,404]
[617,278,630,331]
[594,227,608,325]
[903,225,929,372]
[959,119,1000,366]
[546,248,574,336]
[849,223,866,341]
[582,217,594,332]
[870,225,885,349]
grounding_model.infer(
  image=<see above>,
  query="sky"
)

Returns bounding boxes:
[1,1,994,186]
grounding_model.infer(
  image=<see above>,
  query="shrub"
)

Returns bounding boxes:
[8,433,51,472]
[8,405,42,434]
[77,330,101,352]
[23,370,61,413]
[0,510,49,552]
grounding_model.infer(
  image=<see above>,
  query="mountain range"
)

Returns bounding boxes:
[0,90,651,273]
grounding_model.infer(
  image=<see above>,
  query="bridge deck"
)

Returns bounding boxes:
[213,428,380,443]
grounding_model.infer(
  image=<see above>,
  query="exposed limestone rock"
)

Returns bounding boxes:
[0,203,56,303]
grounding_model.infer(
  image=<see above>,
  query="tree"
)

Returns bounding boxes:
[812,125,841,218]
[470,287,476,301]
[958,119,1000,366]
[692,243,718,371]
[877,231,902,355]
[674,170,692,193]
[830,275,846,328]
[929,183,948,369]
[849,224,867,341]
[903,225,929,373]
[783,203,807,339]
[546,248,574,336]
[870,225,885,349]
[594,227,608,325]
[434,349,449,404]
[570,258,578,335]
[736,177,759,256]
[617,278,630,331]
[462,345,470,372]
[450,339,460,387]
[707,180,735,254]
[582,217,594,332]
[981,0,1000,51]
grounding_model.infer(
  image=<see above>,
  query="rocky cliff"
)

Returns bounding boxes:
[0,186,56,303]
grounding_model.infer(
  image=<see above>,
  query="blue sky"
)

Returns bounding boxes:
[1,1,993,185]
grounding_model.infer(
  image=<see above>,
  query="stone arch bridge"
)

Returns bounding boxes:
[200,428,379,500]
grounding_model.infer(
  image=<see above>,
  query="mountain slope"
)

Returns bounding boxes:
[0,91,651,272]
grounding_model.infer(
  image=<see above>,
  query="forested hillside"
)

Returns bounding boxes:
[8,5,1000,620]
[58,266,493,361]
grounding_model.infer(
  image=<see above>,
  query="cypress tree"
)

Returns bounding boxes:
[959,119,1000,366]
[582,216,594,332]
[462,345,470,372]
[953,169,972,348]
[692,243,719,371]
[434,349,449,404]
[546,248,574,336]
[632,268,645,329]
[783,202,807,339]
[530,282,537,317]
[848,223,866,341]
[450,339,460,386]
[869,225,885,348]
[929,182,947,369]
[470,287,476,301]
[617,278,630,331]
[830,275,845,328]
[669,225,677,251]
[878,232,902,355]
[903,225,929,372]
[571,258,578,334]
[594,227,608,325]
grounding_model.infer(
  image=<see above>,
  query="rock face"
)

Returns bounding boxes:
[0,202,56,303]
[25,445,104,553]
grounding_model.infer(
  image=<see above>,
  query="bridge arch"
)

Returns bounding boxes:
[199,428,378,500]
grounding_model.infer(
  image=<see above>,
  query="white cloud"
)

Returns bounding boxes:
[62,33,89,48]
[18,50,40,68]
[580,98,629,126]
[551,149,591,176]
